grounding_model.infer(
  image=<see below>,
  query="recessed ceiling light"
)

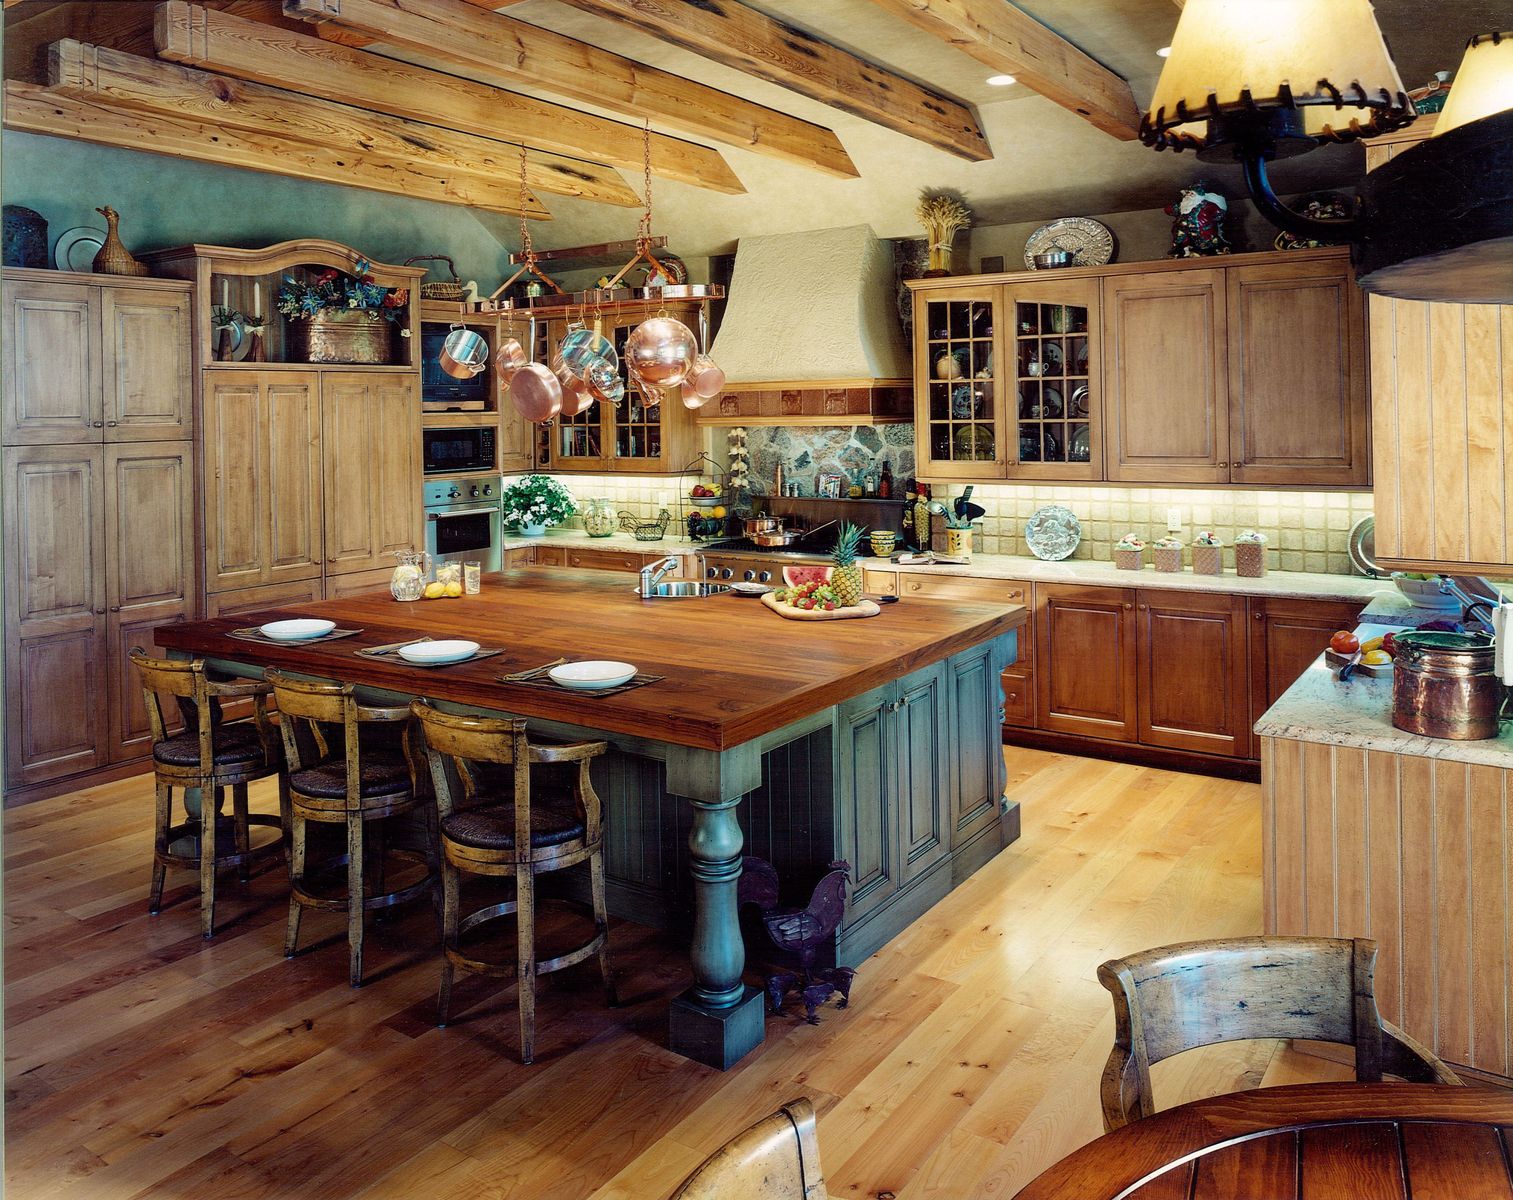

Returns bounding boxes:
[986,74,1017,86]
[1156,45,1171,58]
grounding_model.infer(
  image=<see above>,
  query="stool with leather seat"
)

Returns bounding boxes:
[411,702,616,1064]
[130,650,287,938]
[268,672,436,988]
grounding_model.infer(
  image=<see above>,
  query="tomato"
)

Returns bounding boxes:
[1330,630,1360,655]
[1382,631,1399,658]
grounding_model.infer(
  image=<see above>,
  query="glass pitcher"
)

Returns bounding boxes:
[390,549,430,601]
[582,497,618,537]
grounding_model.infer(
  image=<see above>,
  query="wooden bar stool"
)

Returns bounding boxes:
[130,650,287,938]
[411,702,616,1065]
[268,672,436,988]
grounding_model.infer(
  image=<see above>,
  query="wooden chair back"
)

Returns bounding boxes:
[268,672,414,803]
[1098,936,1461,1130]
[130,650,270,773]
[670,1098,826,1200]
[410,703,532,851]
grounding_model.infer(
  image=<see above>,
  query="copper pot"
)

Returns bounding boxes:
[286,309,394,365]
[586,358,624,405]
[495,336,527,376]
[438,324,489,379]
[508,362,563,423]
[689,353,725,400]
[624,315,696,388]
[1392,631,1504,739]
[555,359,597,416]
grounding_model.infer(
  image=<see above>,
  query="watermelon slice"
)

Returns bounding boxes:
[782,564,832,588]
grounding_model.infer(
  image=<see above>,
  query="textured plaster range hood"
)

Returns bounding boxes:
[705,225,912,425]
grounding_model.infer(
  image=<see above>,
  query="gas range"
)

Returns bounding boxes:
[700,536,832,560]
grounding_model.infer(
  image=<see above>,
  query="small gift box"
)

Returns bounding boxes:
[1191,531,1223,575]
[1234,530,1268,577]
[1153,537,1183,573]
[1114,534,1145,571]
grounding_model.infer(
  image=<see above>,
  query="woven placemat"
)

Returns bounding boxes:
[229,626,363,645]
[356,643,506,668]
[497,661,663,697]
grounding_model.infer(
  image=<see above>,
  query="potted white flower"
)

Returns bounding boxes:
[501,475,575,537]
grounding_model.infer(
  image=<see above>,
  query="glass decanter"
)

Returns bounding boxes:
[390,549,429,601]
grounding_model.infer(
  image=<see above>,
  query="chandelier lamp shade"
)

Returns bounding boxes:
[1143,1,1513,303]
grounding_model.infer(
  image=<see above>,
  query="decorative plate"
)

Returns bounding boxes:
[1024,505,1082,561]
[54,225,105,272]
[1347,516,1382,578]
[1023,218,1115,270]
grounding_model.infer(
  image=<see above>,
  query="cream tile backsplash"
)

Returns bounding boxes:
[502,473,688,527]
[957,484,1374,575]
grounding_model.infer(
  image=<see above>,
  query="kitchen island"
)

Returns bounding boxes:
[156,567,1026,1068]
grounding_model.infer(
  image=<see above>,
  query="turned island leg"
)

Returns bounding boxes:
[666,744,766,1069]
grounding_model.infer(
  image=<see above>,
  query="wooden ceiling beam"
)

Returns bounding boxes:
[541,0,989,161]
[45,38,640,206]
[3,79,552,216]
[153,1,746,194]
[281,0,859,177]
[863,0,1142,141]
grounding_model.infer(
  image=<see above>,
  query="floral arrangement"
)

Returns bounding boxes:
[1115,533,1146,552]
[277,259,410,332]
[1193,530,1223,546]
[500,474,575,530]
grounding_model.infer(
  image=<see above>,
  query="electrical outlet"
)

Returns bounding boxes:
[657,492,670,507]
[1166,506,1182,533]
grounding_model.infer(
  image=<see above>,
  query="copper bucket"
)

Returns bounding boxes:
[1391,631,1504,739]
[286,309,395,365]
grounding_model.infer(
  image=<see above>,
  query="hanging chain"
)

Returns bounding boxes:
[518,142,536,266]
[638,118,653,247]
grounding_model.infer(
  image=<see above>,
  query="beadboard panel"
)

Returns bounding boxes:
[1261,736,1512,1079]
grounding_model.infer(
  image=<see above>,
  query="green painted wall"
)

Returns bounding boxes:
[2,131,516,286]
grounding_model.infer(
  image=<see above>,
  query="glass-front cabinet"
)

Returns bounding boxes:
[913,278,1101,482]
[536,303,698,474]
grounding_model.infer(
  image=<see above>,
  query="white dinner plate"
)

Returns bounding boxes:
[549,660,636,690]
[729,581,771,596]
[259,618,336,641]
[398,639,479,665]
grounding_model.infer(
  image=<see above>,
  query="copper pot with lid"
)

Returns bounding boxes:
[1391,631,1506,740]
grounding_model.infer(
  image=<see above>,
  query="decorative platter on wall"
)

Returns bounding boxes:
[1023,218,1115,269]
[1024,504,1082,561]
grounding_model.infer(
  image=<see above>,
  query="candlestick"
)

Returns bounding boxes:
[221,278,229,309]
[252,280,261,321]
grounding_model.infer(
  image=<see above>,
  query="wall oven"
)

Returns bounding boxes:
[424,476,503,572]
[422,425,496,476]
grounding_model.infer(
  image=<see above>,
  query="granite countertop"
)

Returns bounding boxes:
[1254,653,1513,768]
[502,528,1398,604]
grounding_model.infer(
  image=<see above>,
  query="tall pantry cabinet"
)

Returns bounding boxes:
[2,269,197,793]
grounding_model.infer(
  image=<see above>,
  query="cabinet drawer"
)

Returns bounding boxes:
[533,545,566,567]
[1000,669,1034,728]
[503,547,534,569]
[863,568,898,596]
[568,548,643,572]
[900,574,1029,606]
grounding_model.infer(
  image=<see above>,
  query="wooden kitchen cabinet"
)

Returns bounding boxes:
[321,372,421,577]
[1226,260,1368,487]
[1136,589,1250,758]
[3,440,195,788]
[532,545,567,567]
[1,271,193,445]
[203,370,323,593]
[566,546,646,573]
[1247,595,1365,753]
[1104,268,1230,483]
[1036,583,1138,742]
[914,284,1008,479]
[203,577,324,618]
[1005,278,1102,480]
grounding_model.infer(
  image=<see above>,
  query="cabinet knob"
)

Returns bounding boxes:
[1255,612,1264,620]
[1006,691,1018,701]
[92,420,104,428]
[1123,602,1133,610]
[109,605,121,613]
[94,607,105,615]
[1217,461,1229,468]
[106,420,118,427]
[1138,602,1147,610]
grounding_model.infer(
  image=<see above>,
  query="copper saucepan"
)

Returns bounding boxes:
[749,519,836,548]
[509,361,563,423]
[438,324,489,379]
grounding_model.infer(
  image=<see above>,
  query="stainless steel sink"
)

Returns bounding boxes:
[637,581,734,599]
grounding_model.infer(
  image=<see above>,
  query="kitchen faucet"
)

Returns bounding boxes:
[639,555,682,596]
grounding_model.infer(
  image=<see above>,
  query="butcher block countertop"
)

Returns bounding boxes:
[156,567,1027,752]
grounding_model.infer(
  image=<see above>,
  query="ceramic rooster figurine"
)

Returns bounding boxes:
[739,856,855,1024]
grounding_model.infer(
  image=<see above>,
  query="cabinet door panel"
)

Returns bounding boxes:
[914,286,1008,480]
[1105,270,1229,483]
[104,442,196,762]
[1036,583,1137,741]
[896,662,948,882]
[203,375,265,591]
[949,644,1006,843]
[10,627,108,784]
[1137,589,1249,757]
[1228,261,1367,486]
[204,578,324,618]
[265,378,323,582]
[1003,279,1102,481]
[1248,597,1364,755]
[321,375,378,573]
[371,377,421,563]
[101,288,193,441]
[836,684,898,924]
[2,280,101,443]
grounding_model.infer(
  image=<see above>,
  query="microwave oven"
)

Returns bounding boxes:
[422,425,497,475]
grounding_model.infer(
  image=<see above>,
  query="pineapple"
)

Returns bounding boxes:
[830,522,864,607]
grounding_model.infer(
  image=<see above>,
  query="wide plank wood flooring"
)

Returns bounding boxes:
[4,747,1346,1199]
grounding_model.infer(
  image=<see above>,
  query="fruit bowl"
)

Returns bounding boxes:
[689,493,725,508]
[1391,572,1459,610]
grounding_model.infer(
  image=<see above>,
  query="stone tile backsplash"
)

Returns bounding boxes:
[748,424,915,494]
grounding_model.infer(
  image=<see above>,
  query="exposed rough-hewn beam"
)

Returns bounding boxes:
[3,79,552,216]
[864,0,1142,141]
[154,1,746,194]
[45,38,639,206]
[282,0,860,177]
[543,0,989,161]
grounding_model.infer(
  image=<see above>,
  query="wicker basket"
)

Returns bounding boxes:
[1153,546,1183,573]
[1191,544,1223,575]
[1114,548,1144,571]
[1235,542,1268,577]
[405,254,464,301]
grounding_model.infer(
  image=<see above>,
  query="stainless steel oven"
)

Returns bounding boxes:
[423,476,503,572]
[422,425,497,476]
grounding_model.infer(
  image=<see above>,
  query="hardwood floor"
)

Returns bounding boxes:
[4,746,1346,1200]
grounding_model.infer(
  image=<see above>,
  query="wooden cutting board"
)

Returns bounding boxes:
[761,593,881,621]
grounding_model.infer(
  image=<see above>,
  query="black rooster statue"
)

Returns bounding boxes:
[738,856,856,1024]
